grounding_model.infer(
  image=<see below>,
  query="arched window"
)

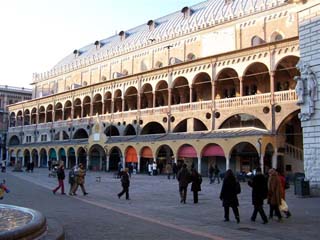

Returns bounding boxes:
[187,53,196,61]
[251,36,264,46]
[271,32,283,42]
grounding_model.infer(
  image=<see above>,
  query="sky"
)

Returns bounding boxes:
[0,0,203,88]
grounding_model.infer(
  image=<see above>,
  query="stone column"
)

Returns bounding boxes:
[272,148,277,169]
[226,156,230,170]
[86,155,89,170]
[197,155,201,174]
[22,155,25,167]
[75,155,79,166]
[66,156,69,169]
[239,77,243,97]
[260,153,264,174]
[298,4,320,195]
[270,71,275,105]
[137,155,140,173]
[106,154,110,171]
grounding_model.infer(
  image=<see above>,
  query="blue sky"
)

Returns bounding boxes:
[0,0,203,88]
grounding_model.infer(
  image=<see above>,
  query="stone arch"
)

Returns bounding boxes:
[201,143,226,176]
[64,100,72,120]
[104,125,120,137]
[140,83,153,109]
[77,147,87,168]
[124,87,138,111]
[67,147,76,168]
[9,135,20,146]
[38,106,46,123]
[109,146,123,171]
[124,124,136,136]
[93,94,103,115]
[230,142,259,173]
[155,80,168,107]
[31,108,37,124]
[73,128,89,139]
[31,149,39,168]
[83,96,91,117]
[16,110,23,126]
[125,146,138,168]
[40,148,47,167]
[172,76,190,105]
[141,122,166,135]
[114,89,122,112]
[24,149,31,167]
[24,109,30,125]
[215,68,239,98]
[140,146,154,173]
[251,35,265,46]
[46,104,53,123]
[104,91,112,114]
[243,62,270,95]
[89,144,106,171]
[58,148,66,166]
[74,98,82,119]
[192,72,211,102]
[49,148,57,161]
[219,113,267,129]
[177,144,198,169]
[10,112,16,127]
[274,55,299,92]
[270,31,284,42]
[155,145,174,174]
[55,102,63,121]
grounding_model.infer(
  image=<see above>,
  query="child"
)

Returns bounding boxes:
[0,180,10,200]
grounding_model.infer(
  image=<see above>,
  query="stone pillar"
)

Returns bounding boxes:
[137,155,140,173]
[106,155,109,171]
[270,71,275,105]
[260,153,264,174]
[22,155,25,167]
[86,155,89,170]
[226,156,230,170]
[66,156,69,169]
[152,92,156,108]
[239,77,243,97]
[197,155,201,174]
[75,155,79,166]
[272,148,278,169]
[46,154,49,168]
[298,4,320,195]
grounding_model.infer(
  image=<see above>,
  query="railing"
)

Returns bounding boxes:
[285,143,303,161]
[7,90,298,133]
[274,90,297,103]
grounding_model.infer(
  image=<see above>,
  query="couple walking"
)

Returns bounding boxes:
[177,164,202,204]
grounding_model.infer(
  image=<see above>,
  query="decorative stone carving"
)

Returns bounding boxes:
[295,60,318,121]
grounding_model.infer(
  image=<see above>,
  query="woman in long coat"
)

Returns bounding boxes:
[191,168,202,203]
[267,169,282,221]
[220,169,241,223]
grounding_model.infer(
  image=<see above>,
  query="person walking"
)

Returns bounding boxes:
[1,160,6,173]
[220,169,241,223]
[166,163,172,179]
[267,168,282,221]
[52,162,66,195]
[213,164,220,184]
[148,162,153,176]
[30,161,34,173]
[71,163,88,196]
[68,165,77,195]
[172,163,178,179]
[117,168,130,200]
[152,161,157,176]
[177,164,191,204]
[191,168,202,204]
[248,167,268,224]
[208,164,214,184]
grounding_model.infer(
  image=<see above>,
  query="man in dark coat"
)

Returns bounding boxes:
[248,167,268,224]
[118,168,130,200]
[191,168,202,203]
[220,169,241,223]
[177,164,190,204]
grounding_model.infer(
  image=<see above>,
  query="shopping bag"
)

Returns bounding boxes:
[279,198,288,212]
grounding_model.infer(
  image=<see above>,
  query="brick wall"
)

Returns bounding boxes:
[298,2,320,195]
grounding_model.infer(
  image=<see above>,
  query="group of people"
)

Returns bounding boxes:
[219,167,291,224]
[52,162,88,196]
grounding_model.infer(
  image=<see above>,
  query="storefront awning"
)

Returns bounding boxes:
[126,147,138,163]
[141,147,153,158]
[202,145,225,157]
[178,146,197,158]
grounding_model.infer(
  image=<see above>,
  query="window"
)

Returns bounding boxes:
[187,53,196,61]
[41,134,47,142]
[251,36,264,46]
[26,136,32,143]
[271,32,283,42]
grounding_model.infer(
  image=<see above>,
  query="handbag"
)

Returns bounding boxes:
[279,198,288,212]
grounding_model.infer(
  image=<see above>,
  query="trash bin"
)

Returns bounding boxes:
[295,178,310,196]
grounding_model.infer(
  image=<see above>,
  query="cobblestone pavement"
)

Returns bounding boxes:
[1,168,320,240]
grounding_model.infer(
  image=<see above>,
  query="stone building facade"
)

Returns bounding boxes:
[0,85,32,161]
[7,0,312,178]
[297,1,320,194]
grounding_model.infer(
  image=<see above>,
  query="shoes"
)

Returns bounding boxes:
[84,192,88,196]
[250,218,255,222]
[61,193,66,195]
[69,193,73,196]
[52,190,56,195]
[236,217,240,224]
[224,219,229,222]
[262,220,268,224]
[180,199,184,203]
[126,198,131,200]
[117,194,121,199]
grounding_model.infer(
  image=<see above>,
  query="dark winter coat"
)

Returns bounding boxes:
[191,171,202,192]
[177,168,190,188]
[121,172,130,188]
[56,167,65,180]
[248,173,268,206]
[220,177,241,207]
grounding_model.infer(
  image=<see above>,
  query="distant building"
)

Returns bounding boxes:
[6,0,313,177]
[0,85,32,161]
